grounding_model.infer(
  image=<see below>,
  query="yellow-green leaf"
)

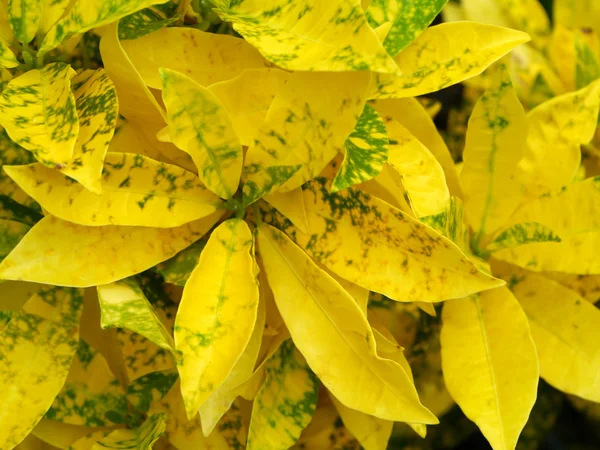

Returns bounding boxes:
[332,104,389,193]
[487,222,561,251]
[92,413,166,450]
[264,187,310,235]
[246,339,318,450]
[276,178,502,302]
[372,22,530,98]
[441,287,539,450]
[7,0,42,43]
[58,69,118,193]
[575,32,600,89]
[0,212,222,287]
[493,176,600,274]
[121,27,269,90]
[0,217,30,262]
[461,63,528,243]
[0,62,79,167]
[126,369,179,414]
[97,278,175,351]
[257,223,437,423]
[45,339,128,426]
[0,41,18,68]
[554,0,600,32]
[160,68,243,200]
[244,71,371,196]
[366,0,448,56]
[157,237,207,287]
[0,130,38,210]
[213,0,398,73]
[175,219,259,418]
[40,0,170,53]
[5,153,221,227]
[520,81,600,194]
[242,164,302,206]
[118,1,182,40]
[0,287,83,449]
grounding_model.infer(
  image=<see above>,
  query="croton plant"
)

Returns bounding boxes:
[0,0,598,449]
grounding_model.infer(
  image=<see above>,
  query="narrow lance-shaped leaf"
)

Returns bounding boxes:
[5,153,222,228]
[0,62,79,167]
[0,212,223,287]
[0,287,83,450]
[461,63,528,243]
[366,0,448,56]
[93,413,166,450]
[247,339,319,450]
[161,68,243,200]
[257,223,437,423]
[441,287,539,450]
[7,0,42,43]
[175,219,259,418]
[372,22,530,98]
[97,278,175,352]
[213,0,398,73]
[332,104,389,193]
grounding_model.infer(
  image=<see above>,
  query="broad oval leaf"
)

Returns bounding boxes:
[160,68,243,200]
[0,287,83,449]
[92,413,166,450]
[332,104,389,193]
[257,223,437,423]
[175,219,259,418]
[0,62,79,167]
[272,178,502,302]
[372,22,530,98]
[461,63,528,243]
[5,153,221,227]
[441,287,539,450]
[0,212,222,287]
[214,0,398,73]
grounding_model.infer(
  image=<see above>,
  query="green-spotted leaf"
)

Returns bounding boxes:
[0,129,38,209]
[119,1,182,40]
[7,0,42,43]
[0,287,83,450]
[5,153,222,227]
[0,40,18,68]
[487,222,562,252]
[157,237,207,287]
[97,278,175,352]
[126,369,179,413]
[332,104,389,193]
[0,62,79,167]
[366,0,448,56]
[93,413,166,450]
[40,0,171,53]
[372,22,530,98]
[242,164,302,206]
[58,69,118,194]
[420,196,469,254]
[247,340,319,450]
[45,339,128,427]
[0,195,42,226]
[160,68,243,200]
[213,0,398,73]
[575,32,600,89]
[0,217,30,262]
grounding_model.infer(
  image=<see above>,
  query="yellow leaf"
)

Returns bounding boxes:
[208,68,289,147]
[175,219,259,418]
[7,0,42,43]
[420,196,470,254]
[67,430,112,450]
[264,187,310,235]
[520,81,600,194]
[257,223,437,423]
[40,0,170,53]
[277,178,502,302]
[39,0,71,37]
[213,0,398,73]
[357,165,415,215]
[32,419,100,449]
[5,153,221,227]
[0,287,83,450]
[544,272,600,304]
[441,287,539,450]
[15,433,59,450]
[372,22,530,98]
[0,62,79,167]
[373,98,463,198]
[121,27,270,90]
[461,63,528,242]
[328,270,370,316]
[0,212,222,287]
[160,68,243,200]
[554,0,600,32]
[58,69,118,194]
[246,340,319,450]
[92,413,166,450]
[493,176,600,274]
[0,40,18,68]
[244,71,371,196]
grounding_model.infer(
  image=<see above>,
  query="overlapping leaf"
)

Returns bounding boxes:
[93,413,166,450]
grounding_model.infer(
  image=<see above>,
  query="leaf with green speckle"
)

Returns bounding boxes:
[157,237,208,287]
[46,339,128,427]
[420,196,469,254]
[126,369,179,413]
[0,40,18,68]
[5,153,222,228]
[488,222,561,252]
[243,164,302,206]
[97,278,175,352]
[575,32,600,89]
[332,104,389,193]
[0,217,29,262]
[160,68,243,200]
[213,0,399,73]
[366,0,448,57]
[92,413,166,450]
[7,0,42,43]
[0,62,79,167]
[247,340,318,450]
[0,129,38,210]
[0,195,42,226]
[119,1,182,40]
[175,219,259,419]
[0,287,83,450]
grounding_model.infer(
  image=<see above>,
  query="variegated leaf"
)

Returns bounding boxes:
[7,0,42,43]
[157,237,207,287]
[487,222,561,252]
[0,194,42,226]
[119,1,182,40]
[92,413,166,450]
[0,40,18,68]
[0,217,29,262]
[126,369,179,413]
